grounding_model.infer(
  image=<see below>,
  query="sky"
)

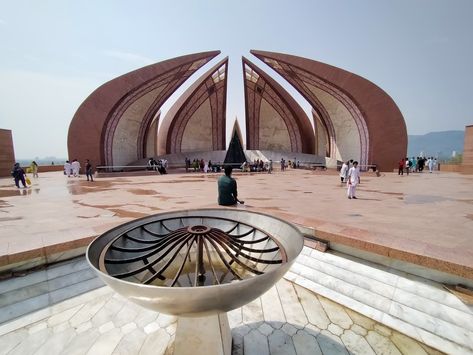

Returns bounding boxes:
[0,0,472,159]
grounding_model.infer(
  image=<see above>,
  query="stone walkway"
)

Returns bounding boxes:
[0,169,472,279]
[0,257,440,355]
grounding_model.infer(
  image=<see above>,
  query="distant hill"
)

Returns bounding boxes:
[408,131,464,159]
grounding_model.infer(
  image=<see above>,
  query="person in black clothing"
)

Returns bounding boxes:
[12,163,27,188]
[85,159,94,182]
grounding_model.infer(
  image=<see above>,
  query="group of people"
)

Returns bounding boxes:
[339,160,361,199]
[241,159,273,173]
[185,158,220,173]
[11,161,40,188]
[398,156,437,175]
[64,159,94,181]
[147,158,167,175]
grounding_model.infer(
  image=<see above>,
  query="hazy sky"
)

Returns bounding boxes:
[1,0,472,159]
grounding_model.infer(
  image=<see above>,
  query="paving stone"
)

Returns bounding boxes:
[293,331,323,355]
[317,296,353,329]
[304,322,322,336]
[86,328,123,355]
[47,304,82,327]
[375,323,393,337]
[140,328,170,355]
[0,329,28,355]
[90,297,125,327]
[228,307,243,327]
[113,328,147,355]
[156,313,176,328]
[57,327,99,354]
[8,327,52,355]
[341,329,375,355]
[276,280,308,328]
[268,329,297,355]
[281,323,298,336]
[165,323,176,336]
[366,330,402,355]
[327,323,344,336]
[69,298,107,328]
[75,320,92,333]
[257,323,274,336]
[120,322,137,335]
[351,323,368,336]
[261,286,286,323]
[143,321,160,334]
[27,321,48,334]
[232,324,251,338]
[52,321,71,333]
[134,308,159,328]
[391,331,429,355]
[317,329,349,355]
[99,321,115,334]
[34,328,76,355]
[242,297,264,327]
[419,342,445,355]
[232,333,244,355]
[244,329,270,355]
[345,308,376,330]
[295,284,330,330]
[112,302,139,328]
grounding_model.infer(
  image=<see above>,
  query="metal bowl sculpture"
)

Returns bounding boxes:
[87,208,303,317]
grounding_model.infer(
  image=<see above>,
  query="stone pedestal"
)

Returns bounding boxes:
[173,313,231,355]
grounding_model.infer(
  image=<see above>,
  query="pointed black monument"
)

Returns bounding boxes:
[224,120,246,166]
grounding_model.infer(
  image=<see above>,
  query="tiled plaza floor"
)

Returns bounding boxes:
[0,169,472,278]
[0,262,440,355]
[0,169,472,353]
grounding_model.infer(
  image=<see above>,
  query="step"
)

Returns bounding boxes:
[0,257,104,325]
[287,247,473,354]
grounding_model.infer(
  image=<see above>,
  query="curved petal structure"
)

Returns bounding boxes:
[243,57,315,154]
[67,51,220,167]
[158,57,228,155]
[251,50,407,171]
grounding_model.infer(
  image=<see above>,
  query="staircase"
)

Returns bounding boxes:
[286,247,473,354]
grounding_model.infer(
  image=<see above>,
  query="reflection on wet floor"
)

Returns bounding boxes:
[0,200,12,208]
[107,208,151,218]
[0,216,22,222]
[0,188,40,197]
[157,179,207,183]
[403,194,450,204]
[362,189,404,196]
[127,189,159,195]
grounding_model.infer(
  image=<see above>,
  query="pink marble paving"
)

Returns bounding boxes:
[0,169,472,279]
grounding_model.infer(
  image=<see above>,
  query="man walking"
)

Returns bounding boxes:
[85,159,94,182]
[347,161,361,199]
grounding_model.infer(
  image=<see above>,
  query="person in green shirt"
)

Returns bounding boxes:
[218,166,244,206]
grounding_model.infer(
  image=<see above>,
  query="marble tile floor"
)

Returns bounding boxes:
[287,247,473,354]
[0,277,441,355]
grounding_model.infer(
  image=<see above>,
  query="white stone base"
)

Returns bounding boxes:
[173,313,231,355]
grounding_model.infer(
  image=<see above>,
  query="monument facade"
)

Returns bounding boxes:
[68,50,407,172]
[0,129,15,177]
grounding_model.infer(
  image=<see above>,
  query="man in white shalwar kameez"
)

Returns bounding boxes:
[339,161,349,184]
[347,161,361,199]
[71,159,81,177]
[64,160,72,177]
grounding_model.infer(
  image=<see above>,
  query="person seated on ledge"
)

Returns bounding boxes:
[218,166,244,206]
